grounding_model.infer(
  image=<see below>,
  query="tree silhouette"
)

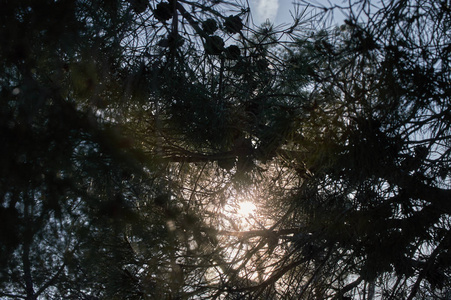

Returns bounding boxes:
[0,0,450,299]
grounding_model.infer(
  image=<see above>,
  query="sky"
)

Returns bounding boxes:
[249,0,293,26]
[248,0,347,27]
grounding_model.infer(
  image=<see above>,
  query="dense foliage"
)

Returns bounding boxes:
[0,0,449,299]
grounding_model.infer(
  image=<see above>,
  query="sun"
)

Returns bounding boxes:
[219,191,260,231]
[238,201,257,217]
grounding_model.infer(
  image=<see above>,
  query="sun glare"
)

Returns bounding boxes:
[238,201,257,217]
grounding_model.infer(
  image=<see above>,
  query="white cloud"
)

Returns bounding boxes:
[253,0,279,24]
